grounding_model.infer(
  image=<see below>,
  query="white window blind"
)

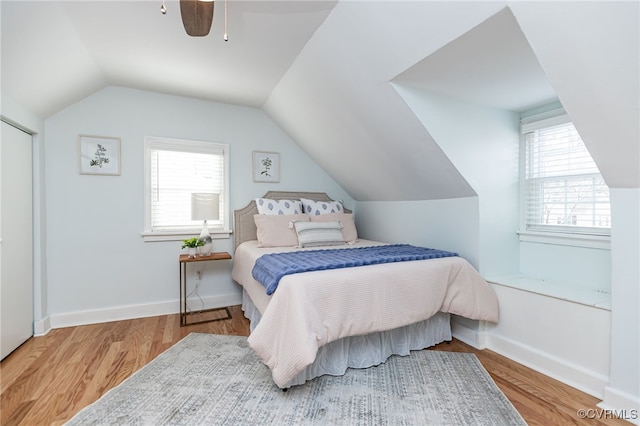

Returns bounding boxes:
[524,122,610,235]
[144,137,229,233]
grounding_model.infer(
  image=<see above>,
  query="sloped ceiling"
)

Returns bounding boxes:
[1,0,337,116]
[392,8,557,112]
[2,1,638,200]
[509,0,639,189]
[263,2,558,200]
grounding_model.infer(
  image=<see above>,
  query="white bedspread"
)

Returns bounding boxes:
[231,240,499,388]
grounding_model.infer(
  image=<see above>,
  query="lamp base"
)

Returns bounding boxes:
[198,220,213,256]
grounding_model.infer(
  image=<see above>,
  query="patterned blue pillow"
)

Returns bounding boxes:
[255,198,303,215]
[301,198,344,216]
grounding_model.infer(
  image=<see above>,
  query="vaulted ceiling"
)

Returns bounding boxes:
[2,1,638,200]
[1,1,337,116]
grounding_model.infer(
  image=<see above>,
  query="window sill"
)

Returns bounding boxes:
[141,230,232,242]
[486,274,611,311]
[517,230,610,250]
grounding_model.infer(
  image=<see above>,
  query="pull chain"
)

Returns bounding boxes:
[223,0,228,41]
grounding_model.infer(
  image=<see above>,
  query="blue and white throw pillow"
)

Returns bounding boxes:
[301,198,344,216]
[293,220,345,247]
[255,198,303,215]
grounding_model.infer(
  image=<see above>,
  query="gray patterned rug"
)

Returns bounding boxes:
[66,333,526,425]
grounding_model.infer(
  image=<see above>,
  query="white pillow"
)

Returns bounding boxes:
[255,198,303,215]
[301,198,344,216]
[293,221,345,248]
[254,214,309,247]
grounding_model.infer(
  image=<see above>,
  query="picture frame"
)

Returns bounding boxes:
[78,134,121,176]
[252,151,280,183]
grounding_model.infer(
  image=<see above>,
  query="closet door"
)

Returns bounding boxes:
[0,120,33,360]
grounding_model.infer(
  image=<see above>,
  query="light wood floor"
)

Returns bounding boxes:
[0,306,630,426]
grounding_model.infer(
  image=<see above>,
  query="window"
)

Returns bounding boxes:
[521,111,610,238]
[143,136,229,240]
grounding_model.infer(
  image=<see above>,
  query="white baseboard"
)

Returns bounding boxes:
[599,387,640,425]
[49,293,242,329]
[454,320,609,400]
[487,332,609,399]
[451,320,488,349]
[34,316,51,336]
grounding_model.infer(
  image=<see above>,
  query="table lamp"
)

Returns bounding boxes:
[191,193,220,256]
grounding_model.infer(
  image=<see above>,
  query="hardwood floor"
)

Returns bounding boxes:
[0,306,630,425]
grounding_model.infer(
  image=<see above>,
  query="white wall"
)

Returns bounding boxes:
[355,197,479,266]
[391,86,520,279]
[519,242,610,292]
[43,86,351,328]
[605,188,640,415]
[487,284,611,398]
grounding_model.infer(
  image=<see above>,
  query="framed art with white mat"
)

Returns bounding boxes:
[78,134,121,176]
[252,151,279,182]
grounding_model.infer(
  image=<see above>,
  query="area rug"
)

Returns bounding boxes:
[66,333,526,425]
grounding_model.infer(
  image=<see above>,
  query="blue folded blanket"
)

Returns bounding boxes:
[252,244,458,295]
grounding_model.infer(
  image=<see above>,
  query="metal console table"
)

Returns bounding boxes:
[179,251,232,326]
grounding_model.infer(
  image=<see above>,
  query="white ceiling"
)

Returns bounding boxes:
[1,0,338,117]
[2,1,638,198]
[1,0,553,119]
[393,8,557,112]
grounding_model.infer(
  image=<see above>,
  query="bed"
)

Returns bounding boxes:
[231,191,499,388]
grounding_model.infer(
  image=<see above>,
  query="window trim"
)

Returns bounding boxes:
[518,109,611,248]
[140,230,231,243]
[517,230,610,250]
[142,136,230,242]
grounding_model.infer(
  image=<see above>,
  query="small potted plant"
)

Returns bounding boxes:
[181,237,204,258]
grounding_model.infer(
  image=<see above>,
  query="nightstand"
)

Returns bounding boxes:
[179,251,232,326]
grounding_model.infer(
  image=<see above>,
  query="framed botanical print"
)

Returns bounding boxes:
[78,135,121,176]
[252,151,280,183]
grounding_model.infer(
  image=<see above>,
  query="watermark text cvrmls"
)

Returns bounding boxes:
[577,408,638,420]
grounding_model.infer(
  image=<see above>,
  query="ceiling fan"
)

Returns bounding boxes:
[162,0,227,39]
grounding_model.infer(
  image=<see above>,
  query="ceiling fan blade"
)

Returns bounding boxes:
[180,0,214,37]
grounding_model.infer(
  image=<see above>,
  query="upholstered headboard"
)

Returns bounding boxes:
[233,191,351,249]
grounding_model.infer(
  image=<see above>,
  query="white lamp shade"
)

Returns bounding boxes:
[191,193,220,221]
